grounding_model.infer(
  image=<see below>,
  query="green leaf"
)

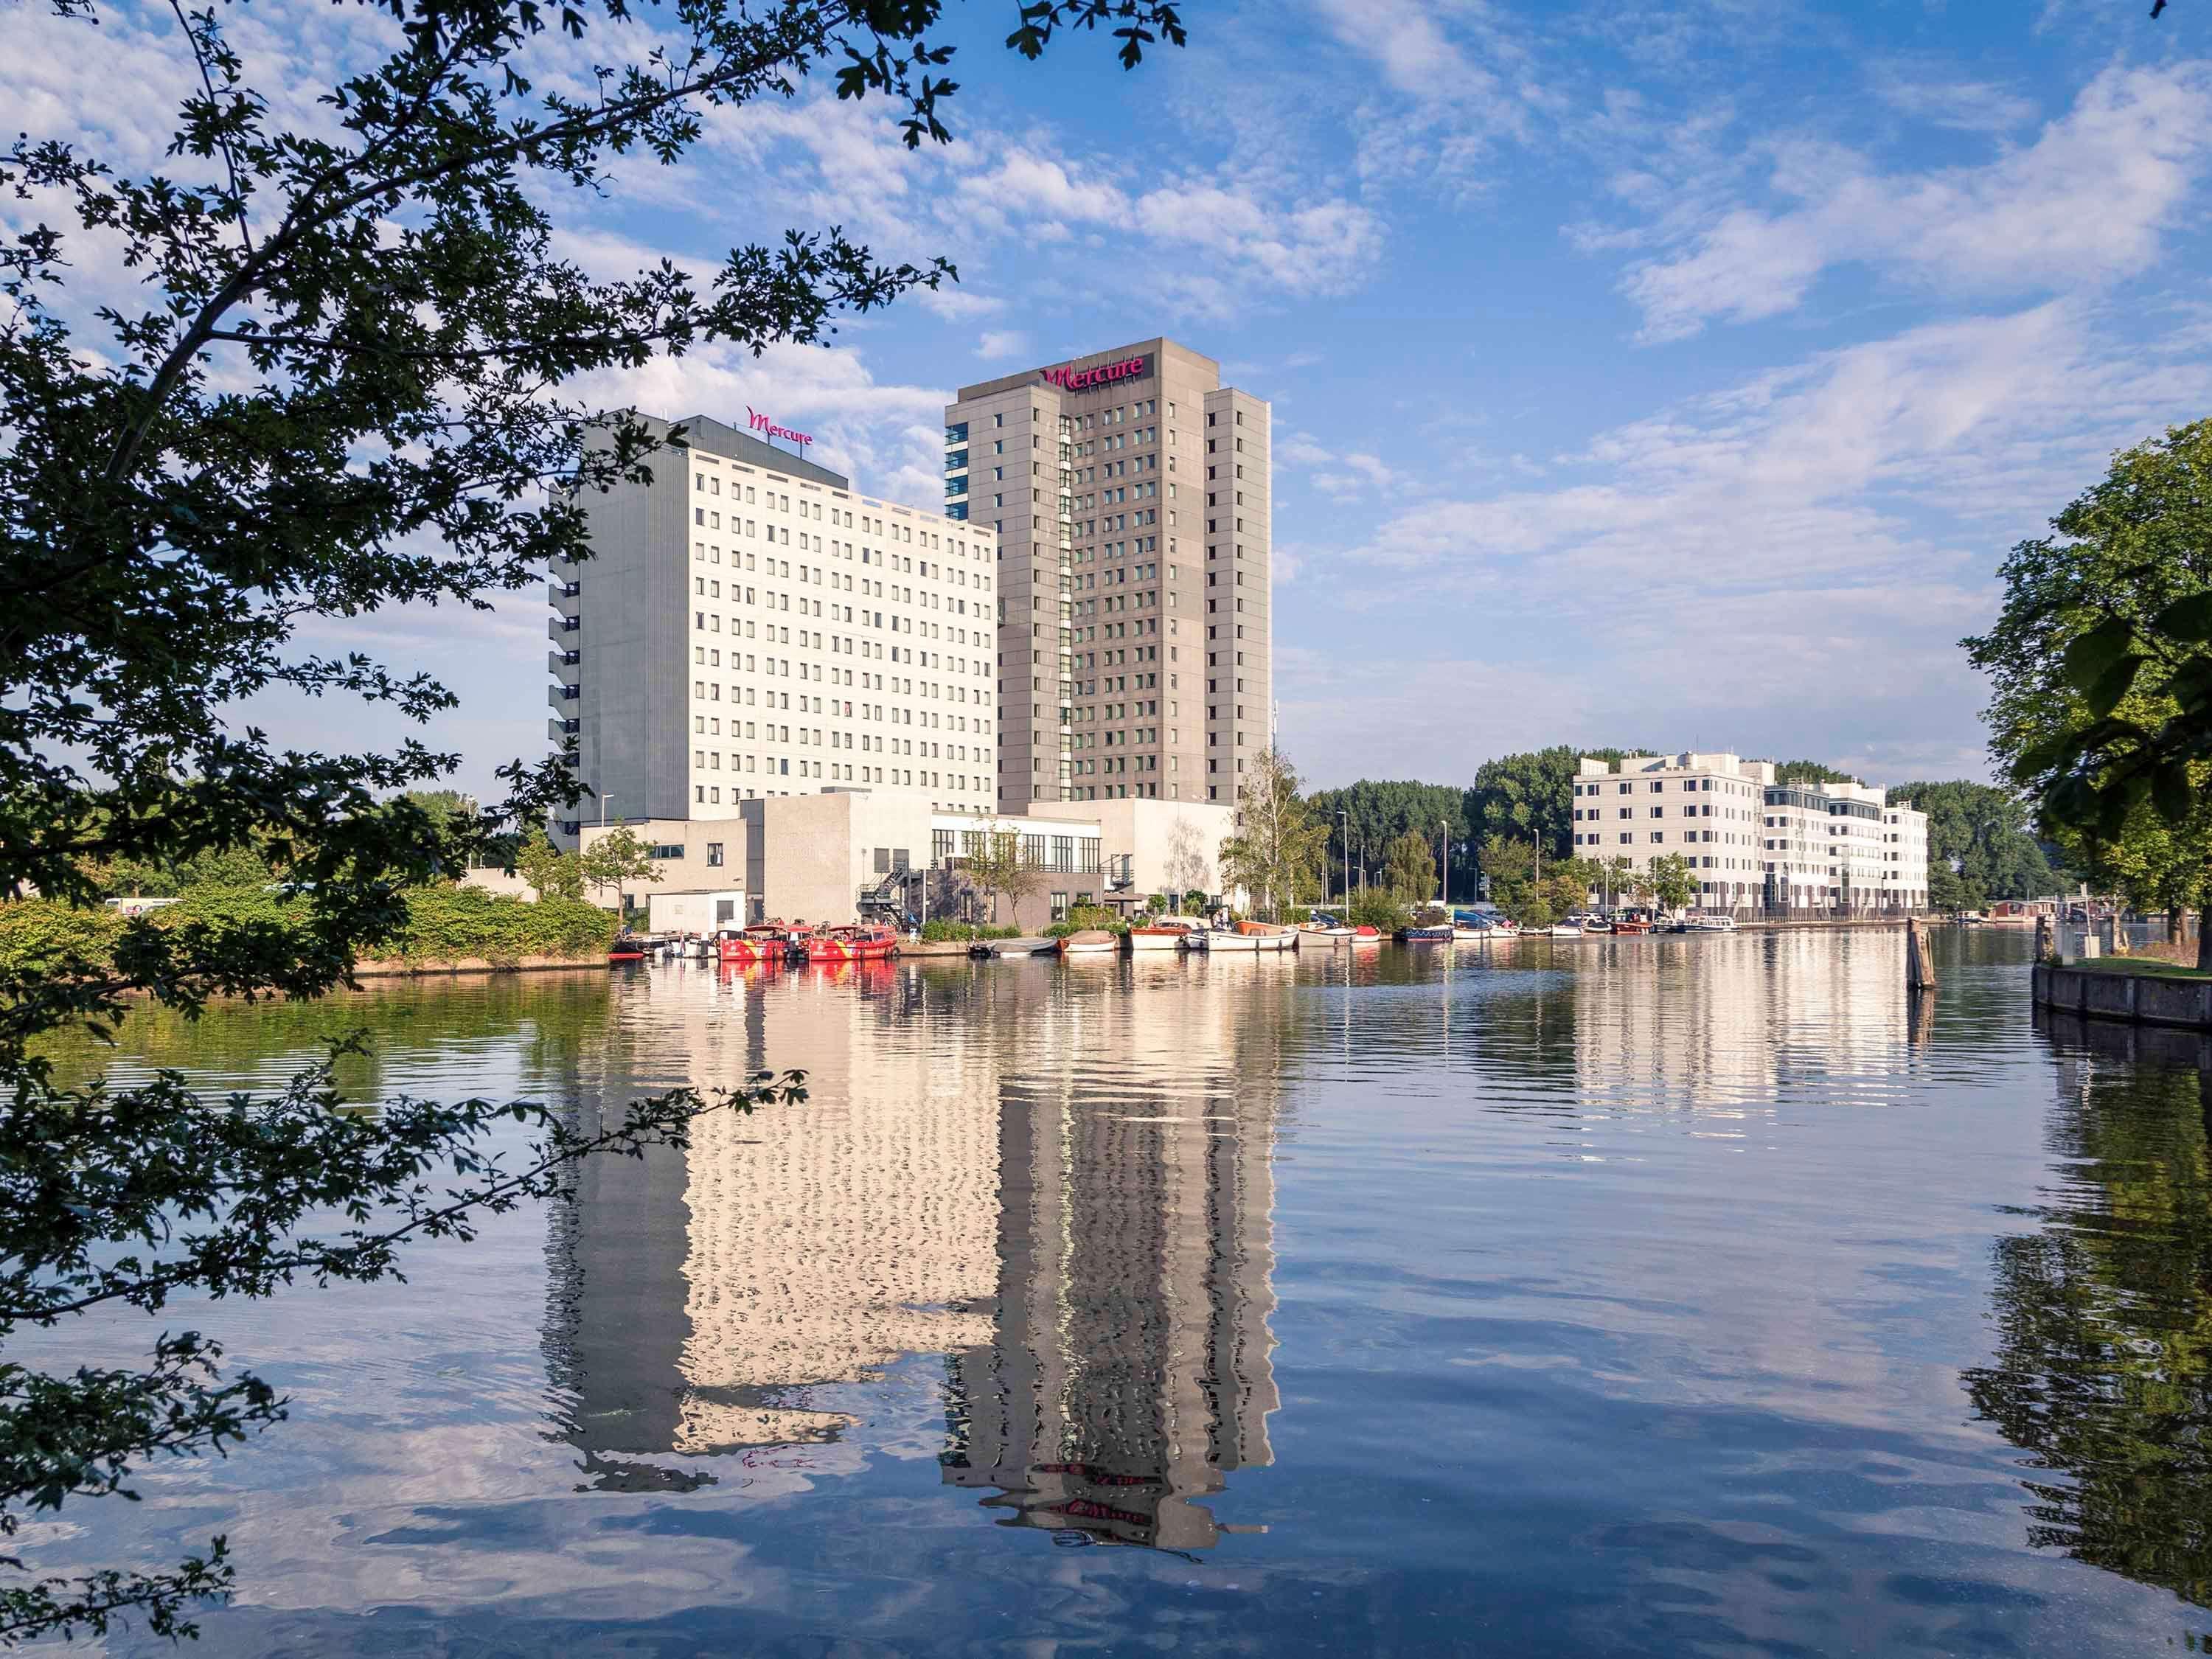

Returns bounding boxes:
[2062,615,2139,693]
[2152,762,2197,826]
[2084,653,2147,718]
[2152,591,2212,643]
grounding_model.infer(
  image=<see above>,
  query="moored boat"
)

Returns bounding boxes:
[1056,928,1120,956]
[1611,909,1655,935]
[1349,924,1384,945]
[1128,917,1201,952]
[608,933,647,964]
[1235,921,1299,951]
[805,924,899,963]
[1548,922,1585,937]
[1399,923,1454,942]
[1696,914,1738,932]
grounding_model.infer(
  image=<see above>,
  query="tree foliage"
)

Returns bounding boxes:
[1965,421,2212,967]
[1307,779,1466,898]
[1464,746,1633,864]
[1647,852,1697,912]
[579,826,660,914]
[0,0,1183,1638]
[517,831,585,904]
[1382,827,1437,905]
[1768,759,1859,786]
[1218,748,1329,921]
[1885,780,2065,909]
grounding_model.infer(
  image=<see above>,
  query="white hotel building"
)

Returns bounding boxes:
[549,413,997,835]
[1570,753,1929,914]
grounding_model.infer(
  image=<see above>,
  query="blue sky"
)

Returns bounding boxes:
[18,0,2212,797]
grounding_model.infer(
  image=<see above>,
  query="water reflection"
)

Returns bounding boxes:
[1970,1013,2212,1607]
[538,957,1284,1547]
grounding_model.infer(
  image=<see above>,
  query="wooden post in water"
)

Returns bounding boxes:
[1906,915,1936,990]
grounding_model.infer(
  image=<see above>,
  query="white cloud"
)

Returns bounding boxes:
[1621,63,2212,340]
[973,330,1030,361]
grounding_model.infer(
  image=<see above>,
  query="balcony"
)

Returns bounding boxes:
[546,614,579,641]
[547,684,580,708]
[548,648,580,679]
[546,717,580,743]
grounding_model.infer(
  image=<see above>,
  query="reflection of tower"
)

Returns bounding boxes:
[942,970,1282,1551]
[543,961,1002,1482]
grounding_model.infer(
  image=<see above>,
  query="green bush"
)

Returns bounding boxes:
[919,919,1020,942]
[0,883,616,977]
[1043,904,1127,939]
[1346,890,1413,933]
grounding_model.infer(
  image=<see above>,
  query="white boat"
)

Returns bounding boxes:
[1129,917,1201,952]
[1056,929,1120,956]
[1548,923,1584,937]
[1696,914,1737,933]
[1189,925,1297,953]
[1299,920,1357,942]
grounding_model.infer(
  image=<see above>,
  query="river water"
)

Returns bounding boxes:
[22,928,2212,1655]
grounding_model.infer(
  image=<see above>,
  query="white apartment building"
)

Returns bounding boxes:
[1571,753,1772,910]
[945,339,1270,811]
[1571,753,1930,914]
[549,412,996,837]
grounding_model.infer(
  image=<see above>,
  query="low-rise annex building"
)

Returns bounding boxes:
[577,792,1234,933]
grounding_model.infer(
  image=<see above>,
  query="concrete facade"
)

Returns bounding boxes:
[584,793,1234,931]
[1573,752,1930,914]
[552,413,997,841]
[945,340,1270,813]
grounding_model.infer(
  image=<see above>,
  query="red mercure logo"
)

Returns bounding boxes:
[1038,355,1151,392]
[746,406,813,451]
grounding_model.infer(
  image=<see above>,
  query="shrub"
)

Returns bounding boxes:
[919,919,1020,942]
[1345,890,1411,933]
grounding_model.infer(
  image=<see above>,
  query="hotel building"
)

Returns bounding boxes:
[944,339,1271,810]
[549,412,998,838]
[1570,753,1929,914]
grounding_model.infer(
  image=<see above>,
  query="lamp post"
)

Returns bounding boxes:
[1439,821,1450,908]
[1337,810,1349,905]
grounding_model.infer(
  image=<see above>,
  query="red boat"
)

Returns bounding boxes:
[717,923,790,964]
[1349,925,1383,945]
[608,935,647,965]
[803,924,900,963]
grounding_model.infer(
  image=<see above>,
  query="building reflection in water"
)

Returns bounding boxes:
[540,956,1283,1545]
[1967,1014,2212,1607]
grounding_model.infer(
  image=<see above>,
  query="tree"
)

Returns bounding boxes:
[1477,834,1536,914]
[1344,888,1412,933]
[964,832,1041,925]
[1464,747,1632,864]
[0,0,1183,1639]
[1886,780,2066,903]
[1767,759,1858,786]
[518,830,585,904]
[579,826,660,918]
[1383,827,1437,905]
[1217,748,1329,920]
[1965,421,2212,969]
[1307,779,1466,900]
[1648,852,1697,913]
[1161,815,1212,902]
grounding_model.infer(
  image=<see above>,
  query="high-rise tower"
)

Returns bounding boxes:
[945,340,1270,810]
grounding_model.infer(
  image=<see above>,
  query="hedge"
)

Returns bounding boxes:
[918,920,1022,942]
[0,883,616,978]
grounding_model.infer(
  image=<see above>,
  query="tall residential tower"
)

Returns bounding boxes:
[945,340,1270,810]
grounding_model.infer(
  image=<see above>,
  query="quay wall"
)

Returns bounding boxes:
[2032,961,2212,1030]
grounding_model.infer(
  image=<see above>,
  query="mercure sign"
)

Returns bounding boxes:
[1037,354,1152,392]
[746,406,813,451]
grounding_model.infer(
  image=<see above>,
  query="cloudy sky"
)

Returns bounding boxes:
[18,0,2212,796]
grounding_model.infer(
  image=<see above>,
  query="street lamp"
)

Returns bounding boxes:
[1439,821,1450,907]
[1337,809,1349,904]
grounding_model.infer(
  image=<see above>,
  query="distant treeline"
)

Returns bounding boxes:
[1307,748,2067,906]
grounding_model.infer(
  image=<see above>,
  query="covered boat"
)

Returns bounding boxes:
[804,924,899,963]
[717,922,790,964]
[1128,917,1201,952]
[1056,928,1121,956]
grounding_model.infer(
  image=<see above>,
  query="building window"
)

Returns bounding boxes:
[706,842,724,868]
[1050,891,1068,921]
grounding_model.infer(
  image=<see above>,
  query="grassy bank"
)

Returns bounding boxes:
[2065,956,2212,981]
[1,883,618,977]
